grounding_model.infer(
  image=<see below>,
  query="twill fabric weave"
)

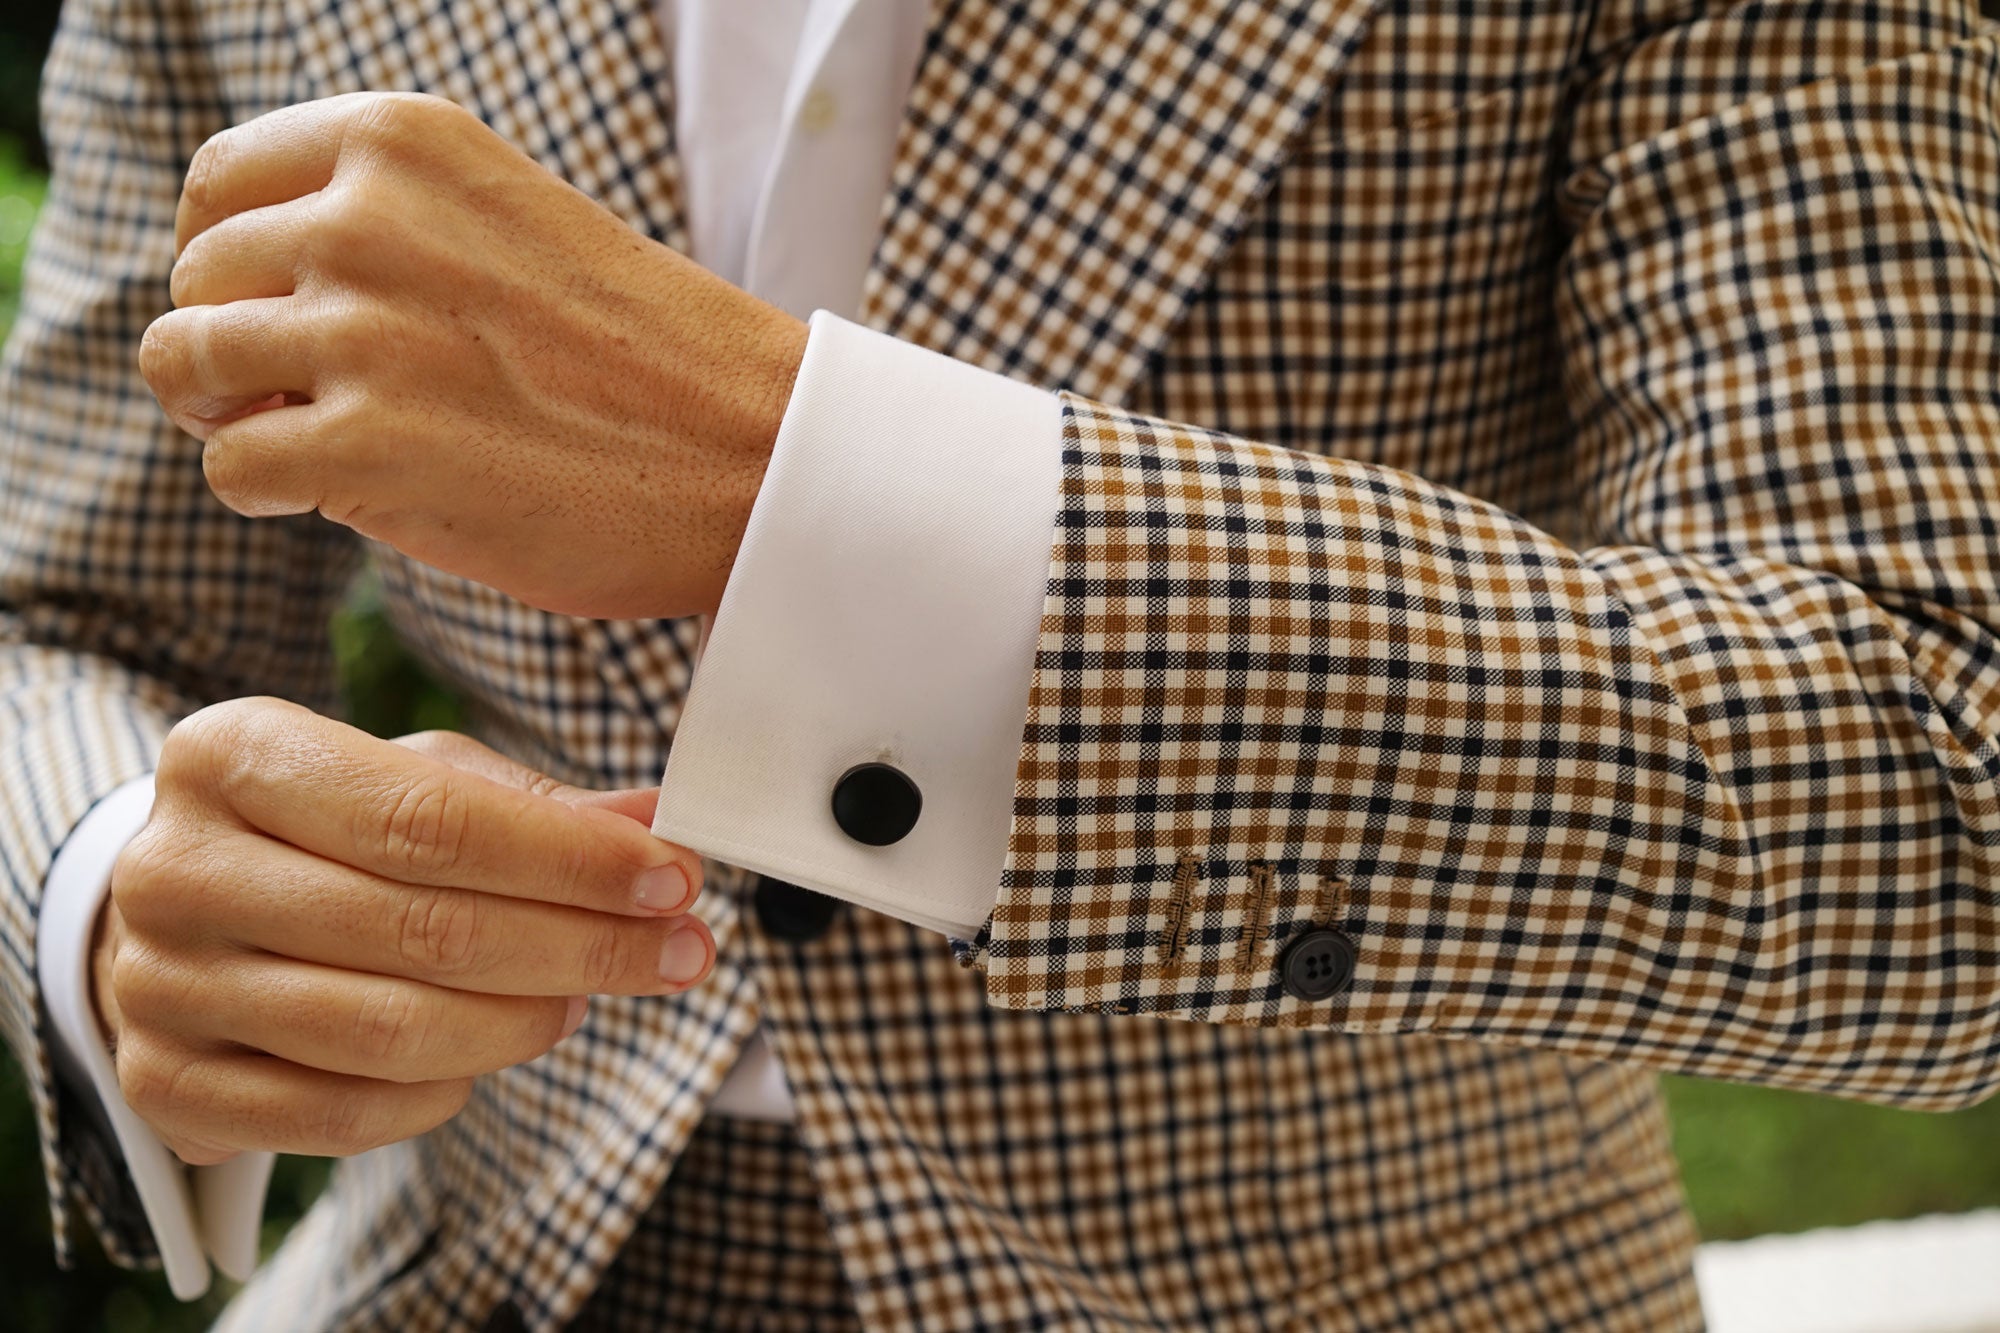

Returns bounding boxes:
[3,0,1997,1329]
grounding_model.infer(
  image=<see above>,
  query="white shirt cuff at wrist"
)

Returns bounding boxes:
[656,312,1061,937]
[39,773,274,1299]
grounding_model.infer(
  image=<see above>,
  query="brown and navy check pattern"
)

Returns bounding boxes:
[1,0,1994,1328]
[972,0,2000,1114]
[568,1113,864,1332]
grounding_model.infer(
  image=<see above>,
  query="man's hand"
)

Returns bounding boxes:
[140,92,809,620]
[90,697,713,1164]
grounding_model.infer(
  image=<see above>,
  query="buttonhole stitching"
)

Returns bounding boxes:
[1236,861,1275,965]
[1159,853,1200,963]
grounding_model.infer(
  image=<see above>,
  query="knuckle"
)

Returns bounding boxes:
[138,314,194,395]
[109,826,175,920]
[539,830,591,903]
[316,185,391,254]
[352,92,463,152]
[308,295,393,380]
[578,920,633,994]
[350,93,417,146]
[352,984,429,1068]
[396,888,483,978]
[116,1035,191,1120]
[161,699,272,809]
[313,1088,384,1155]
[106,940,163,1020]
[201,431,257,510]
[381,776,470,877]
[167,260,193,311]
[111,942,214,1032]
[181,131,234,217]
[168,234,211,308]
[203,426,309,519]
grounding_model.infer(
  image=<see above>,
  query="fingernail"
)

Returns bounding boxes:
[658,927,710,985]
[633,863,692,913]
[561,995,588,1038]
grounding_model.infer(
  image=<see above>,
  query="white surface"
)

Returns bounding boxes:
[666,2,1060,941]
[657,312,1060,938]
[704,1013,797,1120]
[1698,1210,2000,1333]
[38,774,275,1299]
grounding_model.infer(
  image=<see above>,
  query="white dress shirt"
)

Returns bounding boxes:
[38,0,1062,1299]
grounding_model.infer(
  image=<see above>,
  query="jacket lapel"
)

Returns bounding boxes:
[859,0,1380,404]
[283,0,688,250]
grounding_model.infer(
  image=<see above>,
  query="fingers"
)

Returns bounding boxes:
[140,299,314,438]
[394,731,661,826]
[197,392,345,517]
[175,92,473,253]
[187,834,716,996]
[172,195,314,307]
[170,954,585,1083]
[117,1035,473,1161]
[159,700,703,916]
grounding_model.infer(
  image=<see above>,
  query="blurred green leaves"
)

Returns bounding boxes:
[0,136,46,334]
[1664,1075,2000,1241]
[332,574,465,738]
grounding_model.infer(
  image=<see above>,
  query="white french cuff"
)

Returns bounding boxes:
[656,311,1062,938]
[39,773,274,1301]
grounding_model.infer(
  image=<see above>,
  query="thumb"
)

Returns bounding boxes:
[393,730,660,827]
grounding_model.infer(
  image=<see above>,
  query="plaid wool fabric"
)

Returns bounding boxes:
[568,1114,864,1332]
[2,0,1996,1329]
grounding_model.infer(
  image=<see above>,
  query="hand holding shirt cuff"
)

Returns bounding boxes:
[655,312,1061,937]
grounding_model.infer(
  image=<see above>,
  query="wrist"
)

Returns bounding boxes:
[687,304,809,616]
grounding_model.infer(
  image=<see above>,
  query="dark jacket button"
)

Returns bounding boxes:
[754,876,843,943]
[831,763,921,845]
[1279,928,1357,1001]
[481,1300,528,1333]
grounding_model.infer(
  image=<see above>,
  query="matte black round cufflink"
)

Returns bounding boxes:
[1279,927,1357,1002]
[831,762,921,846]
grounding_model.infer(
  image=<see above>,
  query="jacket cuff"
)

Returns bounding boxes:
[656,312,1061,937]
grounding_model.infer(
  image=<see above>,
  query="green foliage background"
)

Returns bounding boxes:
[0,7,1997,1328]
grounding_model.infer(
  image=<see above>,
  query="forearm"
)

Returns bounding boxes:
[968,18,2000,1105]
[971,393,2000,1106]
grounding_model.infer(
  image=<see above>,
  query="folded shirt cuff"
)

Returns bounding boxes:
[39,773,274,1299]
[656,312,1061,937]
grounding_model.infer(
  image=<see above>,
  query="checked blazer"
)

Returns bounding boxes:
[5,0,1999,1328]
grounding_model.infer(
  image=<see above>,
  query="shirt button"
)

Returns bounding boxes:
[798,86,838,133]
[754,877,843,943]
[831,763,922,846]
[481,1301,527,1333]
[1278,928,1357,1002]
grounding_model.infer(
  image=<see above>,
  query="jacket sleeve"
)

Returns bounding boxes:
[970,2,2000,1111]
[0,0,357,1269]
